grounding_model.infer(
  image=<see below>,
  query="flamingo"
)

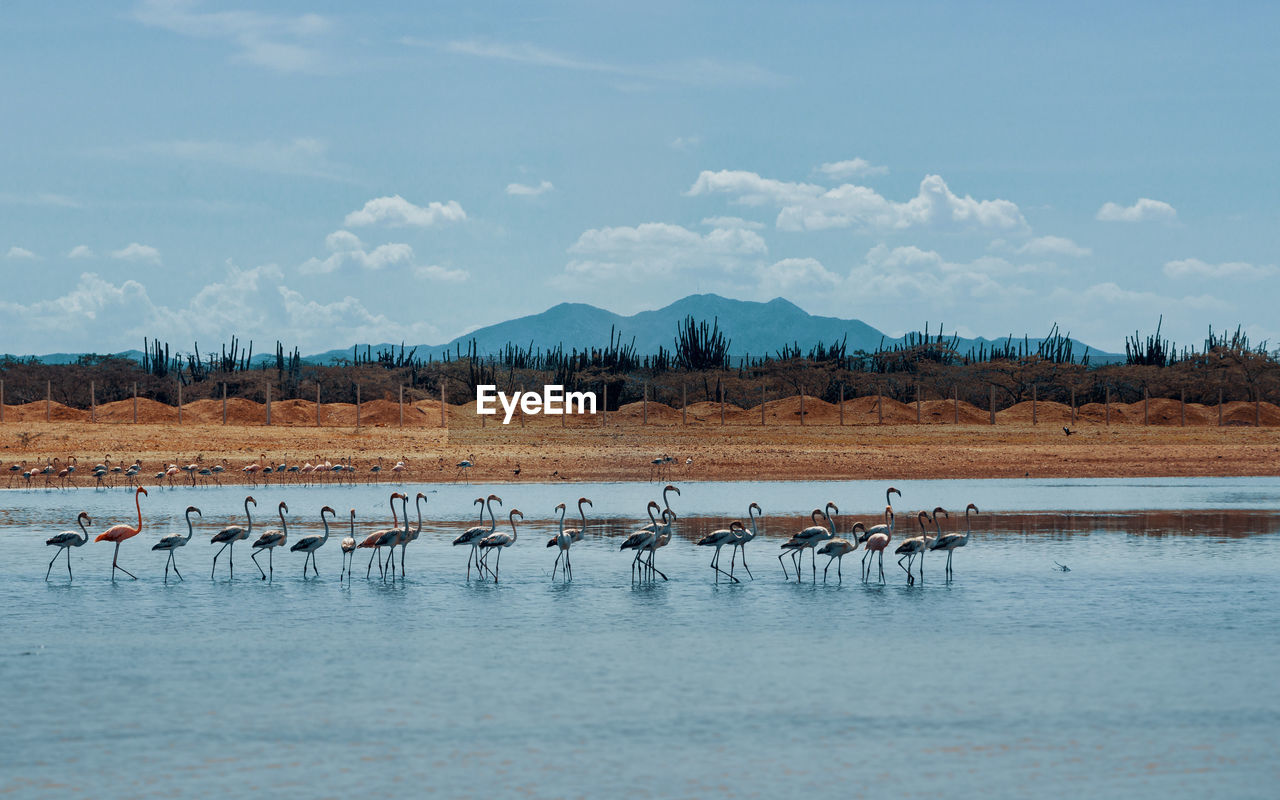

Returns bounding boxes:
[895,510,936,585]
[211,495,257,580]
[6,461,23,489]
[250,501,290,580]
[779,502,838,582]
[548,497,593,546]
[152,505,200,583]
[930,503,977,579]
[339,509,358,581]
[357,492,405,579]
[375,493,412,579]
[639,484,680,531]
[642,510,676,581]
[729,502,761,580]
[620,501,662,581]
[547,502,573,580]
[456,455,474,482]
[478,509,522,582]
[697,521,746,583]
[45,511,91,580]
[453,495,498,580]
[388,492,428,578]
[291,506,336,578]
[860,506,896,582]
[817,522,865,583]
[95,486,148,580]
[370,457,382,481]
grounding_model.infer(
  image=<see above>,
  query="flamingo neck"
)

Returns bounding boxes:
[133,492,144,534]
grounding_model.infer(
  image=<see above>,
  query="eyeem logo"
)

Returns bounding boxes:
[476,385,598,425]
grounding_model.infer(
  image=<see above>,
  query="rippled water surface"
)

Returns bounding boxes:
[3,478,1279,798]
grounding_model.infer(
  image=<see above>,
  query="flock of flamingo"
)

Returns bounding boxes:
[39,483,979,586]
[8,454,412,491]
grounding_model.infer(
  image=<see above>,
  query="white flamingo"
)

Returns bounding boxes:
[45,511,91,581]
[697,520,746,583]
[152,505,200,583]
[929,503,976,579]
[620,501,662,581]
[339,509,357,581]
[478,509,522,582]
[250,501,290,580]
[779,502,838,582]
[211,496,256,580]
[453,494,498,580]
[291,505,336,578]
[729,502,761,580]
[895,510,938,585]
[641,509,676,581]
[547,502,573,580]
[817,522,865,583]
[357,492,405,579]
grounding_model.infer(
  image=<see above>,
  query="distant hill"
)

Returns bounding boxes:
[11,294,1119,365]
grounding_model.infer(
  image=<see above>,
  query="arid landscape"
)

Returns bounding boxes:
[4,393,1278,484]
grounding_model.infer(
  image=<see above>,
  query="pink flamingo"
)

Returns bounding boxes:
[860,506,896,582]
[95,486,148,580]
[357,492,405,578]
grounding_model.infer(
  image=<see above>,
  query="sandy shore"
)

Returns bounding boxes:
[3,417,1278,484]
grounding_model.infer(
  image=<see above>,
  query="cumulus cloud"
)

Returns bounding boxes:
[687,170,1025,232]
[277,287,443,344]
[816,158,887,180]
[700,216,765,230]
[756,257,840,293]
[343,195,467,228]
[1163,258,1275,279]
[299,230,415,275]
[506,180,554,197]
[564,221,768,282]
[1096,198,1177,223]
[67,245,95,259]
[111,242,162,265]
[5,246,37,260]
[133,0,332,73]
[414,264,469,283]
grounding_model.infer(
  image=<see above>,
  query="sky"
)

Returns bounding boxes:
[1,0,1278,356]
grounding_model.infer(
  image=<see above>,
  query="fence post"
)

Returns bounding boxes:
[1032,385,1037,426]
[399,385,404,428]
[519,385,526,428]
[1144,388,1149,425]
[266,384,271,426]
[877,384,883,425]
[91,381,96,422]
[222,383,227,425]
[47,380,51,422]
[1218,388,1223,427]
[761,383,766,426]
[0,379,4,423]
[602,384,608,427]
[1255,392,1261,427]
[799,389,804,426]
[915,384,921,424]
[1180,388,1185,427]
[643,382,648,425]
[683,383,688,426]
[441,382,447,428]
[356,384,360,430]
[133,382,137,424]
[1105,386,1110,426]
[1070,387,1076,424]
[317,383,322,427]
[720,383,725,426]
[839,383,844,426]
[178,380,183,425]
[953,385,959,424]
[989,385,995,425]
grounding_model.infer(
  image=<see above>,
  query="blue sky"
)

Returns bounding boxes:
[2,0,1277,355]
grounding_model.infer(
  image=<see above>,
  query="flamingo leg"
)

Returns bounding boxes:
[67,548,74,580]
[878,551,886,582]
[551,551,561,580]
[778,550,791,580]
[171,553,183,582]
[366,547,379,579]
[645,551,668,581]
[737,546,753,580]
[46,549,61,580]
[313,551,320,577]
[822,556,832,582]
[838,555,843,582]
[252,549,266,580]
[212,542,229,579]
[269,548,274,579]
[111,541,136,580]
[898,553,912,583]
[566,550,572,580]
[492,548,501,582]
[861,550,871,581]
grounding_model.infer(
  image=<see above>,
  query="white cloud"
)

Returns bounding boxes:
[277,287,443,344]
[756,257,840,293]
[5,246,37,260]
[1011,235,1092,258]
[343,195,467,228]
[299,230,415,275]
[133,0,332,73]
[670,136,701,151]
[1163,258,1275,280]
[565,222,767,282]
[414,264,469,283]
[111,242,162,265]
[816,158,887,180]
[424,38,785,88]
[687,170,1025,231]
[506,180,554,197]
[67,245,95,259]
[1096,198,1177,223]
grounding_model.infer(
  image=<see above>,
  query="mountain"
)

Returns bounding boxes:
[310,294,1117,363]
[11,294,1119,364]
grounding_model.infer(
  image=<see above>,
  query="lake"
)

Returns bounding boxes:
[2,478,1278,798]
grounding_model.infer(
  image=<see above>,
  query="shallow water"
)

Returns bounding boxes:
[3,479,1279,798]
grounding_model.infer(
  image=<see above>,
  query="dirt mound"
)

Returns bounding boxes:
[180,398,228,424]
[1221,400,1280,426]
[356,398,408,426]
[997,400,1072,425]
[269,398,317,425]
[918,398,989,424]
[1074,402,1136,425]
[93,397,177,423]
[4,401,88,422]
[613,401,682,424]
